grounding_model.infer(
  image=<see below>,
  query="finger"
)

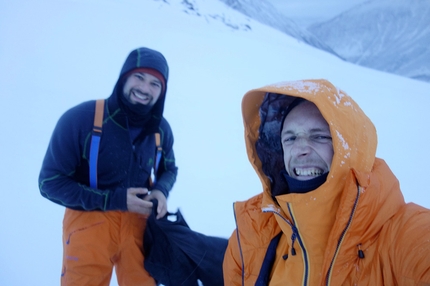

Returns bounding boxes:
[128,187,149,195]
[158,209,167,219]
[141,200,153,208]
[135,189,150,198]
[156,202,166,219]
[157,201,162,214]
[142,193,152,201]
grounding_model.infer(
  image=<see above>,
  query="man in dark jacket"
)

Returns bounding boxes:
[39,47,178,285]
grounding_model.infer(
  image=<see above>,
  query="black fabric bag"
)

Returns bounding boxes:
[144,200,228,286]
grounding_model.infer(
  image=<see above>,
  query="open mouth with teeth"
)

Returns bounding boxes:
[294,167,324,177]
[131,90,152,104]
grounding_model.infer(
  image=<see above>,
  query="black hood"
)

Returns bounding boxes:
[111,47,169,133]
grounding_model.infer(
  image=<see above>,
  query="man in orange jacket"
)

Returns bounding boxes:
[223,79,430,285]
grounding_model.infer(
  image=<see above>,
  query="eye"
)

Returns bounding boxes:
[282,136,296,145]
[134,73,144,80]
[311,135,332,143]
[151,81,161,88]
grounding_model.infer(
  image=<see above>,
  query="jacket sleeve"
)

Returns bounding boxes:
[38,103,128,211]
[390,203,430,284]
[153,119,178,198]
[223,228,244,286]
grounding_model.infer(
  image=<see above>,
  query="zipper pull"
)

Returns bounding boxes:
[291,227,298,256]
[357,243,365,259]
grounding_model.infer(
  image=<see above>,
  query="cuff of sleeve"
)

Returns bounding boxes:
[153,185,169,199]
[106,188,128,211]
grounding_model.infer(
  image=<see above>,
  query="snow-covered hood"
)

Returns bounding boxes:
[241,79,377,200]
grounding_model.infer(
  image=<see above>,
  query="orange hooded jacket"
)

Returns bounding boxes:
[223,79,430,285]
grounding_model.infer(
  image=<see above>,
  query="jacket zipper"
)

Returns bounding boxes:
[325,184,361,285]
[287,203,310,286]
[263,205,310,286]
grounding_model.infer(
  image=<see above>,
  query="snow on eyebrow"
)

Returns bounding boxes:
[272,80,321,94]
[336,130,350,150]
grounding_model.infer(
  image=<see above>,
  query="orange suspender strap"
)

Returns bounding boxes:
[89,99,105,189]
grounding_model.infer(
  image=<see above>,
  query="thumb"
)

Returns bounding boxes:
[128,187,149,195]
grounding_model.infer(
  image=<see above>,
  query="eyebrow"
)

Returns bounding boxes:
[281,127,330,136]
[135,72,161,84]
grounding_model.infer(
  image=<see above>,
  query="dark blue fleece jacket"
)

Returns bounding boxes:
[38,47,178,211]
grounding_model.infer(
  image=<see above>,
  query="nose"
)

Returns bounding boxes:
[291,136,312,157]
[138,81,151,93]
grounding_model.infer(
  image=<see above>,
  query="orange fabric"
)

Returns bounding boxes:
[93,99,104,132]
[223,79,430,285]
[62,209,155,286]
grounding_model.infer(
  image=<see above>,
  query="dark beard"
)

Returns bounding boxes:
[118,91,154,127]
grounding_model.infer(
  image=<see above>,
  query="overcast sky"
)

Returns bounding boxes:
[266,0,369,25]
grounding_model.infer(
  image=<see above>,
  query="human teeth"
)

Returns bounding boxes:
[133,91,148,100]
[294,168,322,176]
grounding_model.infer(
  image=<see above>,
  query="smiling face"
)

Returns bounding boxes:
[281,101,334,181]
[122,72,162,106]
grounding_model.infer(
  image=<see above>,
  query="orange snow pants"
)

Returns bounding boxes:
[61,209,156,286]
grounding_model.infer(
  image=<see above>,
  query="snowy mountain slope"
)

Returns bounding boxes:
[221,0,429,82]
[218,0,339,54]
[308,0,430,82]
[158,0,253,31]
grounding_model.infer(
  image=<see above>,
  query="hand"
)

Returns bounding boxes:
[126,187,153,215]
[143,189,167,219]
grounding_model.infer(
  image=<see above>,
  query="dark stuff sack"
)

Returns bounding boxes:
[144,200,228,286]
